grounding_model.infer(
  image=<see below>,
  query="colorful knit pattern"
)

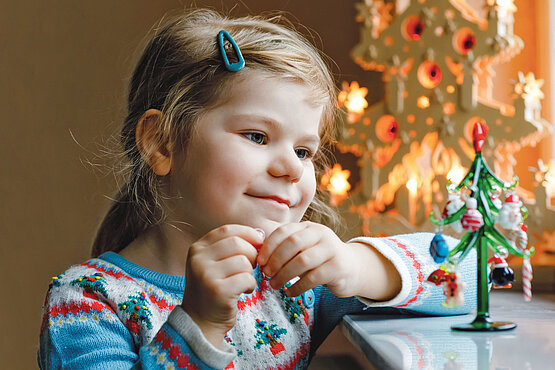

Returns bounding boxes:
[142,325,202,369]
[38,233,476,369]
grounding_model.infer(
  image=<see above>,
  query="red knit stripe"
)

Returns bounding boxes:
[81,262,134,281]
[237,279,269,310]
[386,238,425,307]
[48,301,114,319]
[149,294,176,311]
[154,329,199,369]
[276,340,310,370]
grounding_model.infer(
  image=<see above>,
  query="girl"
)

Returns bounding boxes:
[39,9,476,369]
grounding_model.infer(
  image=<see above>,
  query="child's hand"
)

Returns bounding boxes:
[256,222,358,298]
[181,225,264,348]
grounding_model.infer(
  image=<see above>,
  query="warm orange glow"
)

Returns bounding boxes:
[375,115,399,142]
[515,72,545,102]
[338,81,368,122]
[443,102,455,115]
[446,57,464,84]
[417,61,442,89]
[540,160,555,200]
[431,144,452,175]
[406,178,418,196]
[497,0,517,14]
[321,163,351,206]
[446,85,455,93]
[417,96,430,108]
[375,139,401,168]
[447,162,466,184]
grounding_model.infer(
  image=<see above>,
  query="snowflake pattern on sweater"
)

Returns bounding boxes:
[38,233,477,369]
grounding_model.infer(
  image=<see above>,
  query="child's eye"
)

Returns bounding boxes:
[242,132,267,145]
[295,148,313,160]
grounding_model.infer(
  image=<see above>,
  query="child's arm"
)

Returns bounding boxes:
[39,298,234,369]
[258,223,476,315]
[342,240,402,301]
[347,233,477,314]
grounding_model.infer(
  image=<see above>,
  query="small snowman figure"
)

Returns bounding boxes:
[490,192,503,210]
[489,191,503,222]
[442,192,465,232]
[497,194,523,230]
[460,198,484,231]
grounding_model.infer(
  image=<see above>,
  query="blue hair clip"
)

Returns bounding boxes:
[217,30,245,72]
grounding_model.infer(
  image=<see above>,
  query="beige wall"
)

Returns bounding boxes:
[1,1,547,368]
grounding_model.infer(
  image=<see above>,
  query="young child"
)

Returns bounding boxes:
[38,9,476,369]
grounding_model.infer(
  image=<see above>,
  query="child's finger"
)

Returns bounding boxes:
[212,254,257,279]
[257,222,307,266]
[222,271,258,296]
[207,236,259,266]
[283,265,327,297]
[269,246,329,290]
[262,226,322,278]
[202,224,265,247]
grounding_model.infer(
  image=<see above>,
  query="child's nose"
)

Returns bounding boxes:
[268,149,303,183]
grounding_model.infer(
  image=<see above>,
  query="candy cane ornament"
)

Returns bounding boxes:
[522,252,533,302]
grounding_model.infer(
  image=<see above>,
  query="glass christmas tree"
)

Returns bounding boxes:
[427,122,534,331]
[331,0,549,239]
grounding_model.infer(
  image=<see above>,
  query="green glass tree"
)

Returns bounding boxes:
[427,122,534,331]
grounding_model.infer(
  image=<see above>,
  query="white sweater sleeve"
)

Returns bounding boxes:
[348,232,477,315]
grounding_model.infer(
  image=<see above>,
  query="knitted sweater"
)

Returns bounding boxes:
[38,233,477,369]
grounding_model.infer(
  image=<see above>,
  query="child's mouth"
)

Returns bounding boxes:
[246,194,292,208]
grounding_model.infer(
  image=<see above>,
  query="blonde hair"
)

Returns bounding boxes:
[92,9,341,257]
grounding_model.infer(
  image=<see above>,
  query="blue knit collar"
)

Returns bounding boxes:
[99,251,185,293]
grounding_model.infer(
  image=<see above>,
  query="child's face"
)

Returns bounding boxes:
[169,71,323,238]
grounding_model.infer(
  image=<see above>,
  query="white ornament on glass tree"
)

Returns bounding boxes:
[497,194,523,230]
[442,192,465,232]
[460,197,484,231]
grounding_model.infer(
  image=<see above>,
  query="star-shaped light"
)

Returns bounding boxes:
[532,159,555,200]
[321,163,351,206]
[355,0,393,38]
[338,81,369,123]
[515,72,544,102]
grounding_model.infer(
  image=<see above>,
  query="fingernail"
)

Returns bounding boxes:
[257,253,265,266]
[263,266,272,277]
[255,228,265,240]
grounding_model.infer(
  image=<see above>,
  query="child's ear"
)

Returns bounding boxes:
[135,109,172,176]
